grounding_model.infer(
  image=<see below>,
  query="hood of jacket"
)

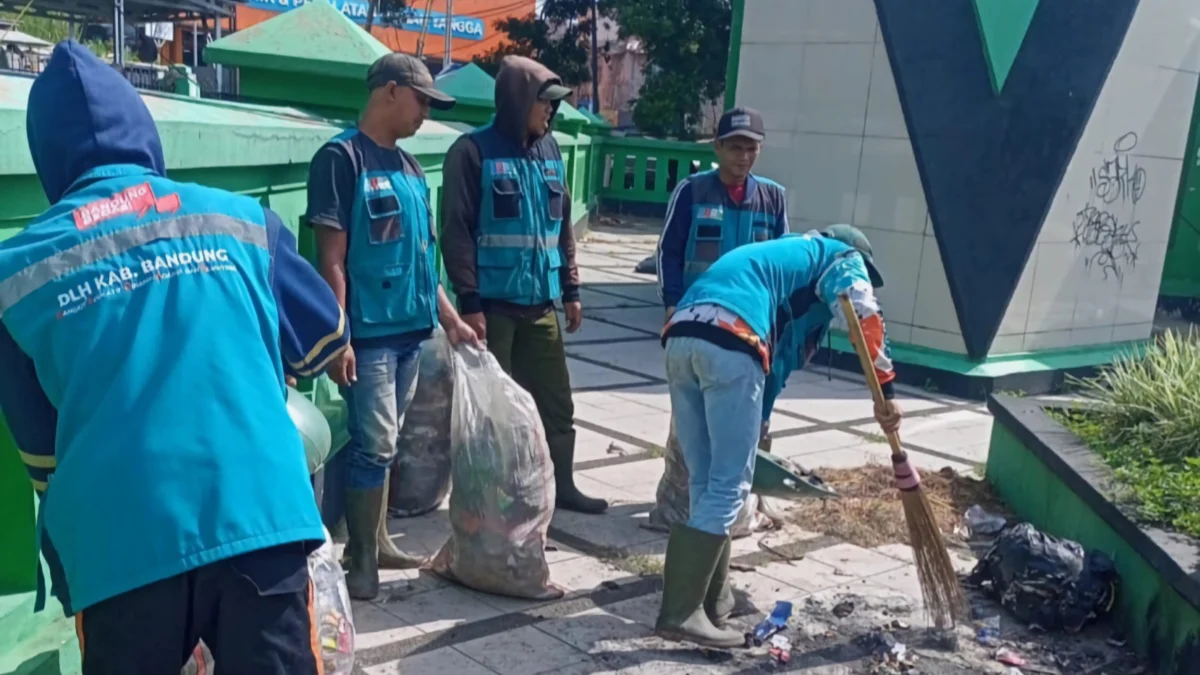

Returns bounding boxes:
[26,40,167,204]
[493,55,563,147]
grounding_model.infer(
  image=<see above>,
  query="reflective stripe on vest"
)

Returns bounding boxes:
[471,123,567,305]
[0,214,266,317]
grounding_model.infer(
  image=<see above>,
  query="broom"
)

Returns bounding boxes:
[837,293,967,627]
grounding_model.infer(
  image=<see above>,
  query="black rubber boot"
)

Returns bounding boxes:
[705,536,735,626]
[548,431,608,514]
[655,525,745,648]
[344,486,383,600]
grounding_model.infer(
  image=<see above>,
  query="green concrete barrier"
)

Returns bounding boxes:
[986,395,1200,674]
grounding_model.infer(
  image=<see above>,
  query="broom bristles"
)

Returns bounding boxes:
[900,487,969,627]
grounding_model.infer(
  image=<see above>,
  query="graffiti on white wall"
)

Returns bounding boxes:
[1071,132,1147,282]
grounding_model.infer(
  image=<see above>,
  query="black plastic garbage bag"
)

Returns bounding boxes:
[967,523,1117,632]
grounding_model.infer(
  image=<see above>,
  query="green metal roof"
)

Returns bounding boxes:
[578,107,612,128]
[204,0,392,80]
[433,63,589,126]
[435,63,497,109]
[0,72,463,177]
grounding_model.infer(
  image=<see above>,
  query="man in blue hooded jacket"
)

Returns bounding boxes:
[654,226,903,647]
[0,42,349,674]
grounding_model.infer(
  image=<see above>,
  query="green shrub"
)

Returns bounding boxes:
[1059,332,1200,538]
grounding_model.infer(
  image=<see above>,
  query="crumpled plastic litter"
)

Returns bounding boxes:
[964,504,1008,536]
[967,523,1117,633]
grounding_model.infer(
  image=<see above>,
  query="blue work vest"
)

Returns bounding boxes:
[470,123,566,305]
[683,170,786,289]
[0,165,324,611]
[336,130,439,340]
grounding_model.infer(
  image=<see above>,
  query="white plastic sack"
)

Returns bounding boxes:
[177,527,354,674]
[390,330,454,517]
[647,417,766,538]
[430,345,562,600]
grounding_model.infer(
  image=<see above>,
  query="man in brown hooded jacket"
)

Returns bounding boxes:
[441,55,607,514]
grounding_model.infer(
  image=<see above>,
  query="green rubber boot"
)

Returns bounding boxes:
[655,526,745,648]
[378,471,427,570]
[704,536,735,626]
[344,486,384,600]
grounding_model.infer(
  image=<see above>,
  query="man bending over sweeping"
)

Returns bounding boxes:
[656,225,903,647]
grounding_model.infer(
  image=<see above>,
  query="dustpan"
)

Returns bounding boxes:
[751,450,839,501]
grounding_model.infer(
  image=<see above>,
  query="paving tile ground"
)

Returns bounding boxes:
[351,231,1107,674]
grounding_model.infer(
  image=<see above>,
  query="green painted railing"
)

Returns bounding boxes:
[595,135,717,206]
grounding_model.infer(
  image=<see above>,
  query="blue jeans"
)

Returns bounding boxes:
[665,337,765,536]
[341,344,421,490]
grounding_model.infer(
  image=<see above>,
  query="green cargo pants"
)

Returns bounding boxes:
[485,311,575,437]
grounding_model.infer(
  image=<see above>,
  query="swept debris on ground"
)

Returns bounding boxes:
[785,464,1008,549]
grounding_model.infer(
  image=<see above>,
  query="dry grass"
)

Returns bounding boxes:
[786,463,1008,549]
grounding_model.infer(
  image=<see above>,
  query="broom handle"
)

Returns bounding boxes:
[836,294,905,460]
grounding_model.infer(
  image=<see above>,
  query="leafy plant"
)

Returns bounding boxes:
[1069,331,1200,463]
[609,0,731,139]
[474,0,603,87]
[1056,332,1200,537]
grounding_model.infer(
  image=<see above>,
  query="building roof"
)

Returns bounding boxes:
[434,62,495,109]
[0,70,463,177]
[434,62,590,125]
[205,0,392,79]
[0,0,233,23]
[0,26,52,49]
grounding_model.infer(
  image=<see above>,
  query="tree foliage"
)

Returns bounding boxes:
[1,13,74,43]
[476,0,732,137]
[473,0,602,87]
[609,0,731,139]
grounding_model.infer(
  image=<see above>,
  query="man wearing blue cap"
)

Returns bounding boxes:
[0,41,349,673]
[306,51,480,601]
[654,226,903,647]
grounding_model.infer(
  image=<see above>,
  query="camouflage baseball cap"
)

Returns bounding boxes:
[823,223,884,288]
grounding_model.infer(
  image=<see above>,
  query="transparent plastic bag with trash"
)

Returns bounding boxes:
[309,526,356,673]
[178,527,355,674]
[430,344,563,600]
[646,417,767,538]
[390,330,454,517]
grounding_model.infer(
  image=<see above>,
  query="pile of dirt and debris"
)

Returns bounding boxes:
[786,464,1008,549]
[750,589,1144,675]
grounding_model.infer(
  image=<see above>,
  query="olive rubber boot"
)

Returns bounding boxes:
[548,431,609,514]
[377,470,427,570]
[344,486,384,600]
[655,525,745,648]
[704,536,735,626]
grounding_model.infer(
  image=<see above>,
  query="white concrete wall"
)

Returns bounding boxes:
[992,0,1200,354]
[737,0,965,354]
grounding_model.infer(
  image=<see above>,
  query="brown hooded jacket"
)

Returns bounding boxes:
[439,55,581,317]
